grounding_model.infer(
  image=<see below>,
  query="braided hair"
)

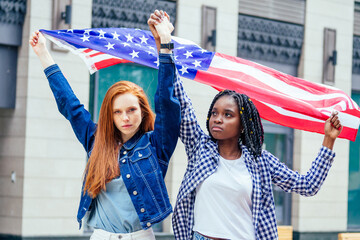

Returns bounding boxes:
[206,90,264,157]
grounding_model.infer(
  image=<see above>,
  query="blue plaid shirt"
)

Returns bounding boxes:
[172,74,336,240]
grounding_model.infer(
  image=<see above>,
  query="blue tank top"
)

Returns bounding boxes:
[87,176,142,233]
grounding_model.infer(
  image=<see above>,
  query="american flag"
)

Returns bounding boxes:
[41,28,360,141]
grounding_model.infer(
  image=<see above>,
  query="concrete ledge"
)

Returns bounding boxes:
[293,231,339,240]
[338,233,360,240]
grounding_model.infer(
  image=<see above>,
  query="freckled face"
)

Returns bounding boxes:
[112,93,142,143]
[209,95,242,141]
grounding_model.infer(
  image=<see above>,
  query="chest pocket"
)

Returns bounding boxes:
[128,146,158,176]
[260,181,274,209]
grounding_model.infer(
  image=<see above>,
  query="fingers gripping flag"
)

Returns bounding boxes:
[40,28,360,141]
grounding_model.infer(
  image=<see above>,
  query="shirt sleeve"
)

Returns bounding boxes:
[44,64,96,152]
[172,63,205,157]
[266,146,335,196]
[150,54,181,172]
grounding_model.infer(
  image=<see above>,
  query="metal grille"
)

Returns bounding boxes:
[354,2,360,36]
[0,0,26,25]
[237,15,304,65]
[238,0,305,25]
[92,0,176,29]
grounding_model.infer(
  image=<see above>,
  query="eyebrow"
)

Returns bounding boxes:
[113,105,138,110]
[212,107,236,113]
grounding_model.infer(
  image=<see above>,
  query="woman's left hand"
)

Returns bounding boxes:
[324,112,342,140]
[322,112,342,150]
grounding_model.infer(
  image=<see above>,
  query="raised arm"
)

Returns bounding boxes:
[29,31,96,152]
[147,11,181,175]
[267,113,342,196]
[148,11,205,158]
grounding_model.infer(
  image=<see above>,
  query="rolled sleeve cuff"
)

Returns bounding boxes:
[159,53,174,63]
[319,146,336,164]
[44,64,60,78]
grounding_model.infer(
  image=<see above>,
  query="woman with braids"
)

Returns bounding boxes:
[29,10,179,240]
[152,13,341,239]
[171,88,341,240]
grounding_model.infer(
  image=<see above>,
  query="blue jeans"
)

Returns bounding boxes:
[193,232,214,240]
[193,232,230,240]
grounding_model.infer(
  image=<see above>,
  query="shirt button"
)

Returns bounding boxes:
[126,174,130,179]
[133,191,137,195]
[146,222,151,227]
[140,208,145,213]
[122,159,126,163]
[123,151,127,154]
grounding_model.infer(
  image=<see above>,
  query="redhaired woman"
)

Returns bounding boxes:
[149,11,343,240]
[29,11,179,240]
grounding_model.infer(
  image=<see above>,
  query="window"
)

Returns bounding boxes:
[90,63,158,122]
[322,28,337,85]
[201,6,217,51]
[0,45,17,108]
[263,122,293,225]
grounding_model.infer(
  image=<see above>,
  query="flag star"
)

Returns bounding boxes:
[81,35,90,42]
[122,42,130,47]
[179,66,189,75]
[147,51,155,55]
[112,31,120,40]
[140,35,148,44]
[174,55,178,61]
[67,29,74,33]
[154,59,159,67]
[84,29,91,35]
[200,49,207,53]
[148,46,156,51]
[184,51,193,59]
[98,29,106,39]
[129,50,139,58]
[105,42,115,50]
[57,31,62,34]
[192,60,201,68]
[125,33,134,42]
[177,46,185,50]
[135,43,141,47]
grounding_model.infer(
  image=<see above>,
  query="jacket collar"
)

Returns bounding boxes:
[122,131,144,150]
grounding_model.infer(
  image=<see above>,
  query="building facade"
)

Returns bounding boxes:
[0,0,359,239]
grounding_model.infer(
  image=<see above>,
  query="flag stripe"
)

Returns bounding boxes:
[207,65,354,110]
[94,58,133,70]
[212,54,357,108]
[253,98,358,140]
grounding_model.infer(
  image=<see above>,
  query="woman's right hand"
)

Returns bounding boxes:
[29,31,47,56]
[148,10,174,53]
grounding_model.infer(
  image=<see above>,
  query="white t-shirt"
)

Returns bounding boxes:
[193,154,255,240]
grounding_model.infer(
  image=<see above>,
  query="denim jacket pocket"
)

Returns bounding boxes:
[128,146,159,176]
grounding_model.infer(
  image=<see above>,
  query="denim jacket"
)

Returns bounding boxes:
[44,53,180,230]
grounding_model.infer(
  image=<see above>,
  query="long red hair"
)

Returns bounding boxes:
[84,81,155,198]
